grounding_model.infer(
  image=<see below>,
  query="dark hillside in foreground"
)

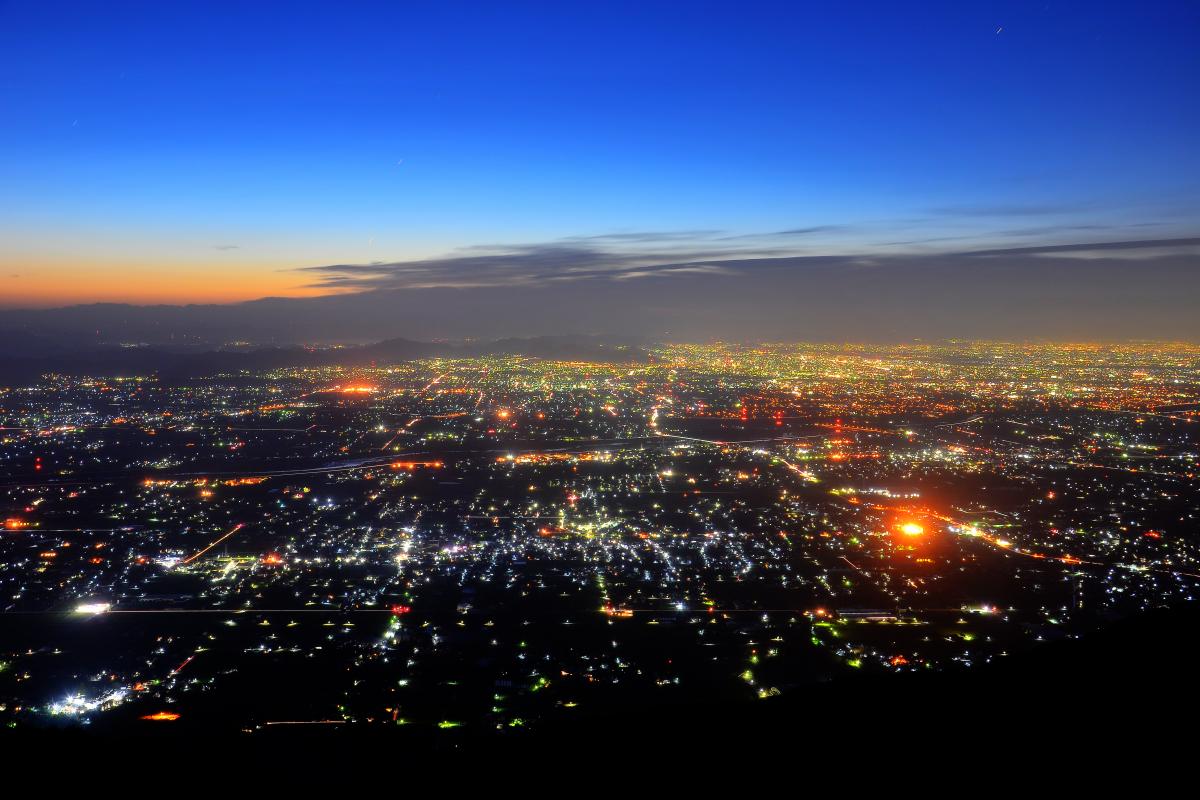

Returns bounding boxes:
[9,602,1196,758]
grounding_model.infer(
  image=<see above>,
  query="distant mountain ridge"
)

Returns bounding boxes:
[0,334,649,383]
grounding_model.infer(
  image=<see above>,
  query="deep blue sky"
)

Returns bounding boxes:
[1,0,1198,312]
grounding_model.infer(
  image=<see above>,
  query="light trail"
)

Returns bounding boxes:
[379,416,422,451]
[418,373,447,395]
[181,523,245,565]
[171,654,196,674]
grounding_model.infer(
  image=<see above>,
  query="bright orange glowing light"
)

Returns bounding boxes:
[140,712,181,721]
[899,522,925,536]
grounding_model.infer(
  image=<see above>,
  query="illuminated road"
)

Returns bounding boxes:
[181,523,246,565]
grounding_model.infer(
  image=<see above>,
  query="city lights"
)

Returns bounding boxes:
[2,342,1198,741]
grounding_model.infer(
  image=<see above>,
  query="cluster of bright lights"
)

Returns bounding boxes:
[49,688,127,716]
[963,604,998,614]
[73,601,111,614]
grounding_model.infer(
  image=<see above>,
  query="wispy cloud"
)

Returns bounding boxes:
[719,225,848,241]
[928,203,1092,217]
[297,234,1200,292]
[956,236,1200,257]
[296,237,797,291]
[564,230,723,243]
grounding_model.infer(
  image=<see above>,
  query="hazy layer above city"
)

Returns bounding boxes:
[6,237,1200,347]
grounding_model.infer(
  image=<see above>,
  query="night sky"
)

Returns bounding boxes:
[1,1,1198,340]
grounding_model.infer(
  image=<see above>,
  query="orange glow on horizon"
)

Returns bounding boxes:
[0,259,355,308]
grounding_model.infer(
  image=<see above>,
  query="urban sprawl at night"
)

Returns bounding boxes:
[3,341,1198,740]
[3,1,1199,764]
